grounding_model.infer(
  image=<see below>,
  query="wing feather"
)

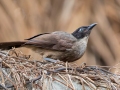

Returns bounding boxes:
[24,31,77,51]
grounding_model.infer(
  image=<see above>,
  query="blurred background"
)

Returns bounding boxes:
[0,0,120,72]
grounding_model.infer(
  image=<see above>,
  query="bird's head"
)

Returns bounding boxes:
[72,23,97,39]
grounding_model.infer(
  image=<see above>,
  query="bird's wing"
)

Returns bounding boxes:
[25,33,49,40]
[24,31,77,51]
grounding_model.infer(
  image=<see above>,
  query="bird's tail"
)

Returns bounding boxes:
[0,41,26,50]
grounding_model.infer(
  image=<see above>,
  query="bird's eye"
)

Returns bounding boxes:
[79,28,83,32]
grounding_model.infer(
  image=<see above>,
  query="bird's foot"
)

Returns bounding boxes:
[44,58,58,63]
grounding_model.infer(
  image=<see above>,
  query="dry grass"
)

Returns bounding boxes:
[0,49,119,90]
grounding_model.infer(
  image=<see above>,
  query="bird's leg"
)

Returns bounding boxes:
[41,54,57,63]
[43,57,57,63]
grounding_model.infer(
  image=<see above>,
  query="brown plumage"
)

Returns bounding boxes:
[0,23,97,62]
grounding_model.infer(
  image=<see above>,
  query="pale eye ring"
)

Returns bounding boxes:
[79,28,82,32]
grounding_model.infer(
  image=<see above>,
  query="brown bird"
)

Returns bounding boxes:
[0,23,97,62]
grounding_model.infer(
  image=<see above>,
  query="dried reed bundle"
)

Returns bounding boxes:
[0,49,119,90]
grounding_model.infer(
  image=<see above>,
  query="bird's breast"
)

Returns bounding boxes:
[71,37,88,58]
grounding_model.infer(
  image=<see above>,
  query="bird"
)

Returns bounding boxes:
[0,23,97,62]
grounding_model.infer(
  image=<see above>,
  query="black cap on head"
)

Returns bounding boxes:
[72,23,97,39]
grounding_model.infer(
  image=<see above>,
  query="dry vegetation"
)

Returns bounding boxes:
[0,49,120,90]
[0,0,120,73]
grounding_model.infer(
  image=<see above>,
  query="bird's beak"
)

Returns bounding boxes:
[84,23,97,35]
[87,23,97,31]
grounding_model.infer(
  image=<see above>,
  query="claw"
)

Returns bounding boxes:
[44,58,57,63]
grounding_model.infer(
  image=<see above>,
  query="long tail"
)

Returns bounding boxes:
[0,41,26,50]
